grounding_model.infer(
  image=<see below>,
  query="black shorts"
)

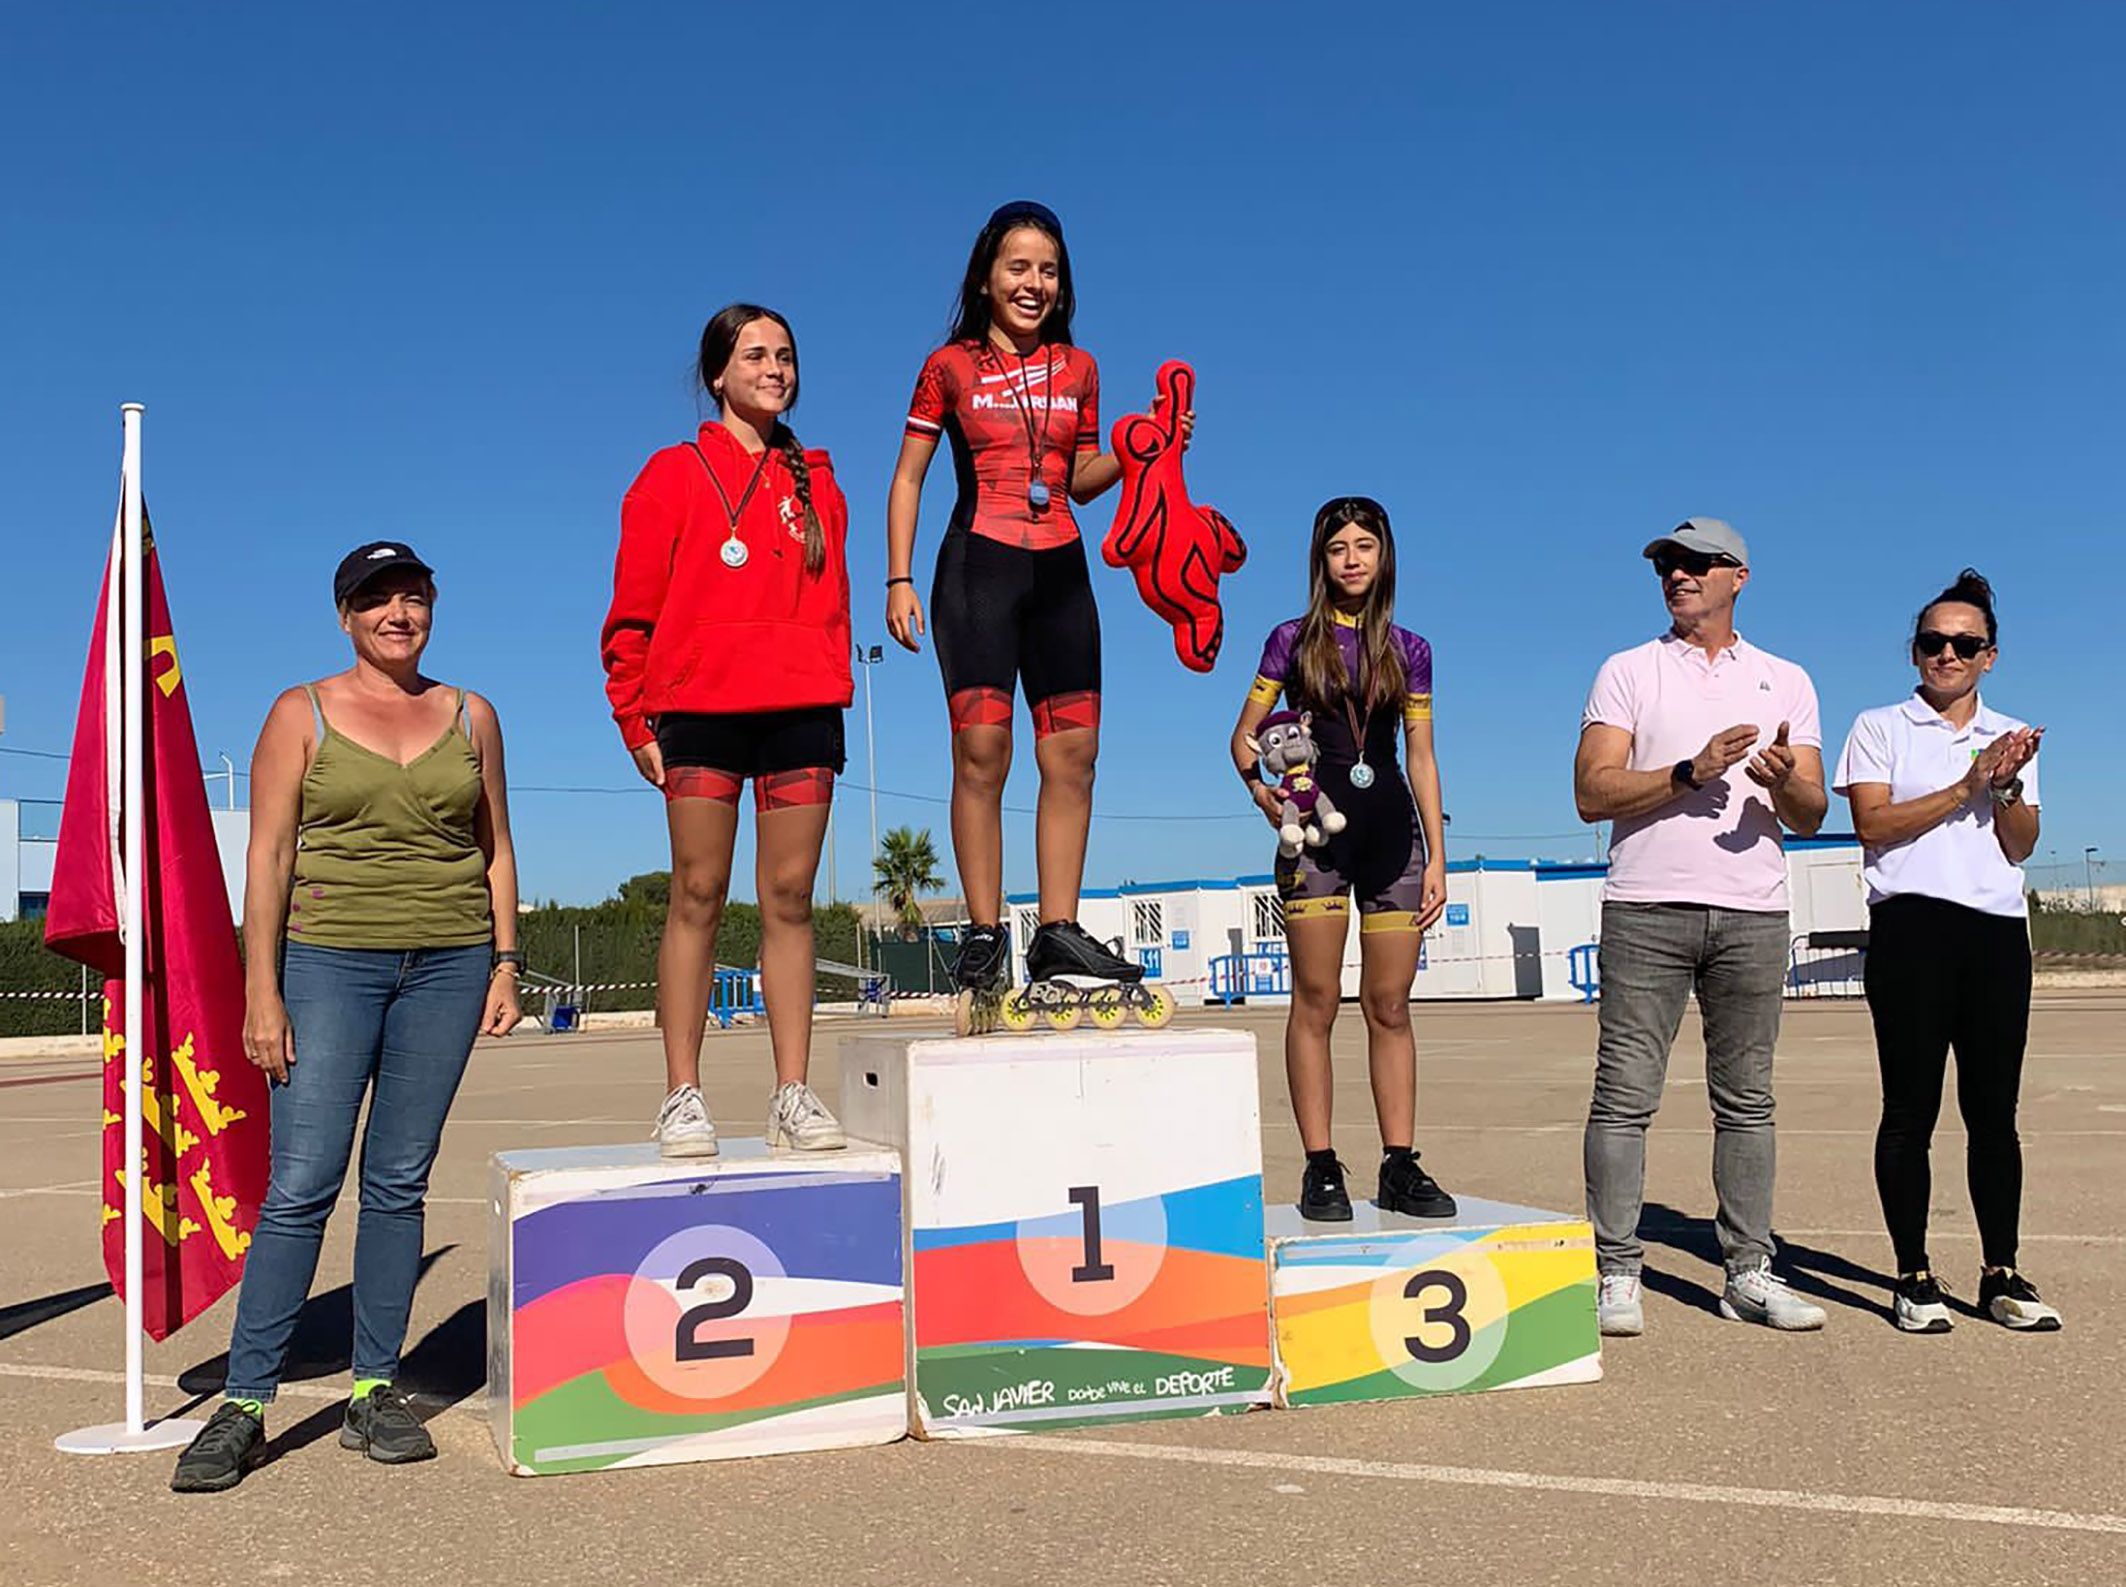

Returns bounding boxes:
[655,707,844,808]
[932,532,1101,737]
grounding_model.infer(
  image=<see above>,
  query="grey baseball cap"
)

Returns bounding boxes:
[1642,516,1748,567]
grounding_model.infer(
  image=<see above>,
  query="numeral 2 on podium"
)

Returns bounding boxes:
[675,1255,755,1361]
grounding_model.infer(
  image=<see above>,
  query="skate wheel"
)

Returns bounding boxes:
[1043,997,1084,1031]
[1085,987,1128,1030]
[998,990,1037,1033]
[1132,985,1177,1029]
[953,989,982,1038]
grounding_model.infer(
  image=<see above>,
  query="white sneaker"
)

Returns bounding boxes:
[1720,1259,1827,1330]
[1597,1272,1644,1337]
[1892,1271,1953,1334]
[767,1081,846,1152]
[654,1085,718,1158]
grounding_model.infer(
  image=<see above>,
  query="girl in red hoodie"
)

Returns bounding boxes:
[602,304,852,1158]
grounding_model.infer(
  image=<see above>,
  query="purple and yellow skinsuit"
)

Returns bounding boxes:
[1248,612,1435,932]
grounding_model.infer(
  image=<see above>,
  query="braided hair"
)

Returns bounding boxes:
[697,303,826,574]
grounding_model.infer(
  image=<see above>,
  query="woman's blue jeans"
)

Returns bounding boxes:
[223,942,487,1401]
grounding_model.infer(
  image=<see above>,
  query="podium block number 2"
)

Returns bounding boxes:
[1367,1248,1508,1391]
[626,1225,792,1400]
[675,1256,755,1361]
[1017,1184,1168,1317]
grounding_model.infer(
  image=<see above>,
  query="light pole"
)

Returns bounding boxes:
[857,645,884,967]
[2086,847,2100,910]
[218,752,236,810]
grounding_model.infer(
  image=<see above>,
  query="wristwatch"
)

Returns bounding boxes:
[492,949,526,973]
[1671,759,1701,791]
[1988,777,2024,808]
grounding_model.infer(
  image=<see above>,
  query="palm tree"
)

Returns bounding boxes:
[873,826,945,939]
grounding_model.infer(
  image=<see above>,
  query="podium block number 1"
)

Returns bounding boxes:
[1068,1186,1114,1283]
[1017,1183,1167,1317]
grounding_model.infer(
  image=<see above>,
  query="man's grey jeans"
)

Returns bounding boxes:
[1584,901,1791,1275]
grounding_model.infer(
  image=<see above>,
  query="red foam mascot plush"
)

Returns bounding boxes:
[1101,360,1247,672]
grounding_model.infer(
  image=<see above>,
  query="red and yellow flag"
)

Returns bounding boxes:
[44,507,270,1341]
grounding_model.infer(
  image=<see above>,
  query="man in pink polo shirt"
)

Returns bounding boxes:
[1573,517,1830,1336]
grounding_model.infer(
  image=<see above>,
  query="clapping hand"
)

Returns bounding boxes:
[1744,721,1796,791]
[1989,726,2044,786]
[1689,724,1760,788]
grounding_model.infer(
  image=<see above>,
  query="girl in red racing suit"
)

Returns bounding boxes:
[602,303,851,1159]
[885,200,1190,994]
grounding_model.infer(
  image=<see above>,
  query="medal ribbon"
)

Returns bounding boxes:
[690,441,777,560]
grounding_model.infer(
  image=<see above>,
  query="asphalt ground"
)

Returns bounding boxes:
[3,993,2122,1586]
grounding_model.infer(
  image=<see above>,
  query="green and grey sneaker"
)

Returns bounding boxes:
[340,1385,436,1464]
[170,1401,265,1493]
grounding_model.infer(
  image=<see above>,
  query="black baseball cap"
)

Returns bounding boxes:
[333,541,434,605]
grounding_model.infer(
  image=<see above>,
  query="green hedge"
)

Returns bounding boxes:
[0,919,96,1038]
[2029,903,2126,957]
[0,884,870,1035]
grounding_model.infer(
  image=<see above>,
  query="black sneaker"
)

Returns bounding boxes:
[340,1385,437,1463]
[1298,1156,1353,1222]
[1892,1270,1953,1333]
[1376,1152,1457,1218]
[1977,1269,2062,1332]
[170,1401,265,1493]
[953,924,1011,991]
[1026,920,1144,983]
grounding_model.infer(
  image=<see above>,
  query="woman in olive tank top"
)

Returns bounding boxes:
[173,543,522,1494]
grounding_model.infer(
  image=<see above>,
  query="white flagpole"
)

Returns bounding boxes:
[121,403,146,1436]
[57,404,200,1455]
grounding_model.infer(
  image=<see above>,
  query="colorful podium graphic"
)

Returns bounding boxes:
[1266,1198,1600,1407]
[488,1140,905,1475]
[842,1029,1273,1436]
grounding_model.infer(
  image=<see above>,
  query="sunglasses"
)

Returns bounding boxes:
[1652,550,1739,579]
[1915,629,1991,660]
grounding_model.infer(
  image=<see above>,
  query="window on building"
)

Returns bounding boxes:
[1130,899,1164,946]
[1250,890,1286,943]
[17,892,50,922]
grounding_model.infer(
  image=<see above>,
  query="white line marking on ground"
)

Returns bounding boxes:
[0,1361,485,1415]
[996,1435,2126,1536]
[0,1179,98,1199]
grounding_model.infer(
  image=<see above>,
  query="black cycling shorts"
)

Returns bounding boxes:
[931,532,1101,737]
[655,707,844,808]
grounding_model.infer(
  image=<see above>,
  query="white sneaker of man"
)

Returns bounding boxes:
[1720,1258,1827,1330]
[654,1084,718,1159]
[1597,1272,1645,1337]
[767,1081,847,1152]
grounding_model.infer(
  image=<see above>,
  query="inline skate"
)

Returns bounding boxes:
[950,923,1014,1037]
[997,920,1176,1033]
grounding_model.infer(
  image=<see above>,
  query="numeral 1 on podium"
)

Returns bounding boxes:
[1067,1186,1114,1283]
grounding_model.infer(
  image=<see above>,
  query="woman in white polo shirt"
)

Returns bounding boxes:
[1834,569,2055,1334]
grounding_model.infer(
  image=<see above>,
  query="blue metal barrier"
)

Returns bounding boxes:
[1568,942,1600,1003]
[709,966,765,1028]
[1207,949,1291,1005]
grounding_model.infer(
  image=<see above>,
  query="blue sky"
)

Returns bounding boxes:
[3,3,2119,904]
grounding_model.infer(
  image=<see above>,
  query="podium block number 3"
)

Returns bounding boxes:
[1366,1249,1508,1392]
[1017,1184,1168,1317]
[625,1225,793,1401]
